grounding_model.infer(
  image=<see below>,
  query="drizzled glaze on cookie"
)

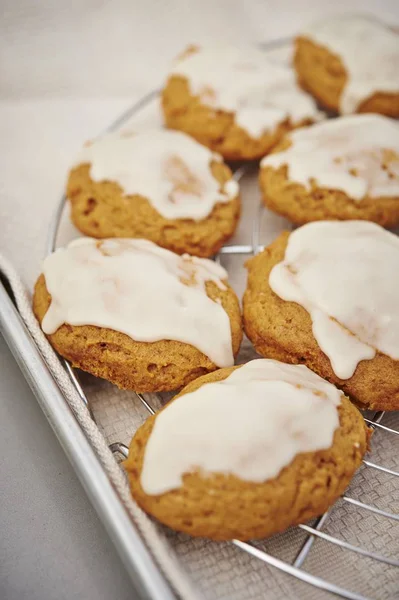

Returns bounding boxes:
[262,115,399,200]
[140,359,341,494]
[269,221,399,379]
[74,129,238,221]
[41,238,234,367]
[170,45,322,139]
[302,15,399,113]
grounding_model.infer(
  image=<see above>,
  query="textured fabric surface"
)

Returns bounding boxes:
[1,3,399,598]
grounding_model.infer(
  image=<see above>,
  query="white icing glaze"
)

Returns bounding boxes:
[170,45,322,139]
[74,129,238,221]
[41,238,234,367]
[269,221,399,379]
[302,15,399,113]
[140,359,342,495]
[261,114,399,200]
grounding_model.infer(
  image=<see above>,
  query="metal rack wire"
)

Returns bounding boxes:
[46,74,399,600]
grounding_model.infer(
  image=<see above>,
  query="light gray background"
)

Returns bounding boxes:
[1,2,398,599]
[0,335,136,600]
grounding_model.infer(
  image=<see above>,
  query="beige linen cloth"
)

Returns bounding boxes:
[1,2,398,598]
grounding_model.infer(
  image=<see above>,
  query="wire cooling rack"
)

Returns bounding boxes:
[45,44,399,600]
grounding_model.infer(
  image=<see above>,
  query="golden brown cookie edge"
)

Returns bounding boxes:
[33,272,242,393]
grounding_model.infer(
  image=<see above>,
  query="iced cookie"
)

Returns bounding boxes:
[162,45,322,161]
[243,222,399,411]
[33,238,242,392]
[67,129,240,258]
[260,114,399,227]
[295,15,399,116]
[125,359,368,541]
